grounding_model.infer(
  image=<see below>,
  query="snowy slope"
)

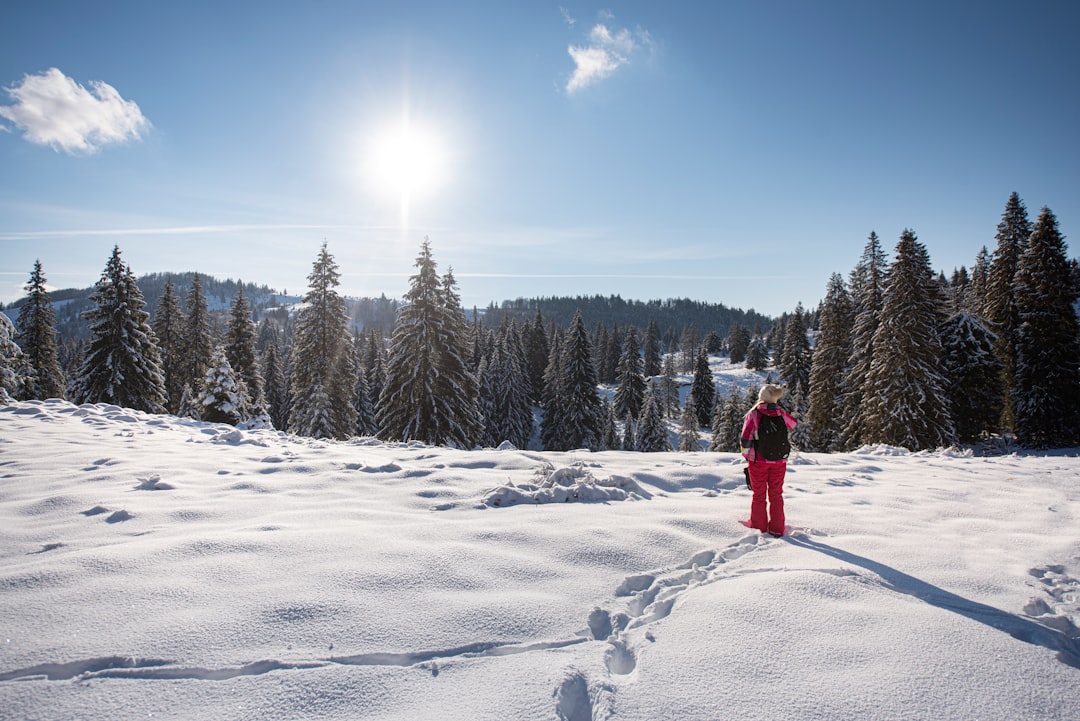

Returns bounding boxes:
[1,399,1078,721]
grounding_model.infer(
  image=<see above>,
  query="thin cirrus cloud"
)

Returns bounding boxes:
[0,68,150,155]
[565,16,653,94]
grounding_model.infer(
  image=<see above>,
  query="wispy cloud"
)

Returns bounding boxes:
[566,16,654,93]
[0,68,150,154]
[0,224,359,241]
[559,6,576,27]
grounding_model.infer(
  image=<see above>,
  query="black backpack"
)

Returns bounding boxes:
[756,412,791,461]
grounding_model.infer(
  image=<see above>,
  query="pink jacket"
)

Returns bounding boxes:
[740,402,797,464]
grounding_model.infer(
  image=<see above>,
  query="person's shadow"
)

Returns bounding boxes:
[785,534,1080,670]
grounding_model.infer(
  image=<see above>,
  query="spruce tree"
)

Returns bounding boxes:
[806,274,853,451]
[966,246,991,315]
[72,246,167,413]
[727,324,749,365]
[780,302,812,399]
[479,326,533,448]
[941,311,1002,443]
[861,230,954,450]
[377,242,481,447]
[690,347,715,427]
[261,336,288,430]
[745,337,769,371]
[677,395,700,451]
[1013,207,1080,448]
[0,312,32,401]
[601,397,619,450]
[225,285,263,407]
[622,412,635,451]
[643,319,663,377]
[635,382,671,452]
[364,328,386,417]
[352,332,377,436]
[15,260,66,399]
[842,231,888,448]
[182,274,214,398]
[614,326,646,421]
[152,280,187,414]
[708,390,733,452]
[540,331,566,450]
[523,308,550,404]
[660,353,680,418]
[558,310,603,450]
[196,346,249,425]
[290,242,357,440]
[679,324,700,373]
[985,192,1032,433]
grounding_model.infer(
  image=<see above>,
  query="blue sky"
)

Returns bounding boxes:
[2,1,1078,318]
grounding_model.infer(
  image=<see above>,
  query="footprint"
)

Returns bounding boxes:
[604,640,636,675]
[588,608,612,640]
[555,673,593,721]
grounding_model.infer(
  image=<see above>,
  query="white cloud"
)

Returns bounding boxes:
[565,18,654,94]
[0,68,150,154]
[559,6,576,27]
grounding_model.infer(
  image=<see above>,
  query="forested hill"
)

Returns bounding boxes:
[478,295,773,346]
[4,273,773,348]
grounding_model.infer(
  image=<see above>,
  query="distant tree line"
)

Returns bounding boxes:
[3,192,1078,451]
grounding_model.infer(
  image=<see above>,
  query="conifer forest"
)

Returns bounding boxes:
[4,193,1079,452]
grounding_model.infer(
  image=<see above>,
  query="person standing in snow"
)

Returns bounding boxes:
[741,384,797,537]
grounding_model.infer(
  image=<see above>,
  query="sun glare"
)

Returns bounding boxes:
[366,120,447,226]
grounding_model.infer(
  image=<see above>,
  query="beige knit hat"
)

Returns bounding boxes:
[758,384,785,404]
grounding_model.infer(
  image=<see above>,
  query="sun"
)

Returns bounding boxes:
[365,119,447,225]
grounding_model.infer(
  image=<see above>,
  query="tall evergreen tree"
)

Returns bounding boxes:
[261,336,288,430]
[842,231,889,448]
[966,246,991,315]
[0,312,32,401]
[377,242,481,447]
[599,397,618,450]
[15,260,66,399]
[806,274,853,451]
[660,353,680,418]
[614,326,646,421]
[290,242,357,440]
[643,319,663,377]
[677,395,700,451]
[861,230,954,450]
[941,311,1002,443]
[364,328,386,424]
[1013,207,1080,448]
[679,324,700,373]
[71,246,167,413]
[635,381,671,452]
[182,274,214,398]
[985,192,1032,433]
[352,332,377,436]
[689,348,715,427]
[479,325,533,448]
[727,323,750,365]
[557,310,603,450]
[523,308,550,404]
[780,302,812,399]
[745,336,769,371]
[225,285,263,407]
[152,280,187,413]
[539,331,566,450]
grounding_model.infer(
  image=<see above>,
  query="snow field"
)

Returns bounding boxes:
[1,399,1078,720]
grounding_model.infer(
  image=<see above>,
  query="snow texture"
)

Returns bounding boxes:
[1,398,1079,720]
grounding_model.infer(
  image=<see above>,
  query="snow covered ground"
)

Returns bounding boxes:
[2,397,1079,720]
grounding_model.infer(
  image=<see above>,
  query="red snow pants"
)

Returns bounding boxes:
[748,460,786,536]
